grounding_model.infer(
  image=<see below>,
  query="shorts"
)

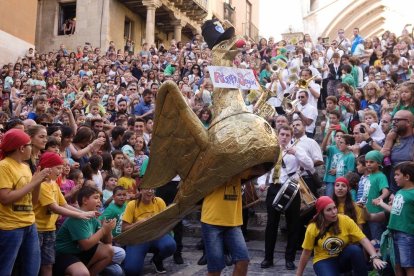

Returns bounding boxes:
[201,222,249,272]
[393,230,414,268]
[53,244,98,275]
[38,231,56,265]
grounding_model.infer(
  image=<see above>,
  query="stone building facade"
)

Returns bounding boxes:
[34,0,259,54]
[0,0,38,64]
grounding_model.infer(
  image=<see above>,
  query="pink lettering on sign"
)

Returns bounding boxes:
[214,72,225,83]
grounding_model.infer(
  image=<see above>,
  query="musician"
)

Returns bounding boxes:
[290,68,321,108]
[335,28,351,54]
[265,70,287,113]
[292,91,318,138]
[260,125,314,270]
[326,40,345,62]
[292,118,324,195]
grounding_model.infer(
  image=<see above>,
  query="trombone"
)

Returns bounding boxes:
[280,75,318,115]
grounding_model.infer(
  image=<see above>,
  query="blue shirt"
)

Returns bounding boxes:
[133,101,152,116]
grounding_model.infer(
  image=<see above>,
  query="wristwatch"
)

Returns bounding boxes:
[365,137,373,145]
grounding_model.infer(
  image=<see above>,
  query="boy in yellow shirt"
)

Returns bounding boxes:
[34,152,95,276]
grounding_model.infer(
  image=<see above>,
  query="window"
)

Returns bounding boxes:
[223,0,235,23]
[124,18,133,40]
[58,2,76,36]
[245,1,252,37]
[124,18,134,53]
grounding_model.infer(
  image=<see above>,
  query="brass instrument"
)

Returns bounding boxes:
[280,75,317,115]
[253,83,276,119]
[296,75,318,90]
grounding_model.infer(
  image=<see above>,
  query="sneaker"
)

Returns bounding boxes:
[173,252,184,264]
[152,256,166,274]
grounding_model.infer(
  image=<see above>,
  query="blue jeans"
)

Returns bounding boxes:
[201,222,249,273]
[393,230,414,267]
[325,182,334,197]
[123,234,176,275]
[368,221,386,241]
[0,224,41,276]
[103,245,126,275]
[313,244,368,276]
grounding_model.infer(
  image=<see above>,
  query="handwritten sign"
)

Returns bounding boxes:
[208,66,258,90]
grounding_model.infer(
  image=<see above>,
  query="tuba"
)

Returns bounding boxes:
[253,84,276,119]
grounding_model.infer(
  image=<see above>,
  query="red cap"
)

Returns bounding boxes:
[0,129,31,159]
[335,177,350,188]
[315,196,335,214]
[39,152,64,169]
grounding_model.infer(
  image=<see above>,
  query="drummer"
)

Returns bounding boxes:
[259,125,314,270]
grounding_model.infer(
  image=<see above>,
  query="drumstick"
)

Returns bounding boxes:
[281,139,299,158]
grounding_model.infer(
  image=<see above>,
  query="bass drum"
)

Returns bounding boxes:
[242,181,260,209]
[298,177,316,216]
[272,178,299,212]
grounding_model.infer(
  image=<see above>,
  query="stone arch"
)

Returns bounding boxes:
[322,0,381,38]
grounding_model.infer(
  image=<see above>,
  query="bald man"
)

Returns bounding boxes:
[387,110,414,193]
[23,119,37,131]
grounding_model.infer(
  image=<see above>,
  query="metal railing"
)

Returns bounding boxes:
[192,0,208,11]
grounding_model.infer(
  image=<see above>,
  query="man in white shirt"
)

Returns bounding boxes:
[335,28,351,54]
[265,72,287,113]
[289,68,320,108]
[292,91,318,138]
[292,119,323,195]
[260,125,313,270]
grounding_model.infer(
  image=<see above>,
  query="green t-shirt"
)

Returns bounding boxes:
[366,171,389,213]
[55,217,101,254]
[388,188,414,235]
[335,151,355,178]
[99,203,126,237]
[323,145,341,183]
[391,105,414,117]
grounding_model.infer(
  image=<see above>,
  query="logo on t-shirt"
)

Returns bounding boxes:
[323,237,344,255]
[391,194,405,216]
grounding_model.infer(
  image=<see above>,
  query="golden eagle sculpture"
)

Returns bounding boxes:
[115,19,280,245]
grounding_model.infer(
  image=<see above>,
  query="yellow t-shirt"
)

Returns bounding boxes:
[34,181,67,232]
[122,197,166,224]
[201,175,243,227]
[0,157,34,230]
[337,202,365,226]
[118,177,136,191]
[302,214,366,264]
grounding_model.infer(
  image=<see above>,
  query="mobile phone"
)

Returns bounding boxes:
[360,126,365,133]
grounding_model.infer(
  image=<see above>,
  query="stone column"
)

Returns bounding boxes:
[172,19,187,42]
[142,0,161,46]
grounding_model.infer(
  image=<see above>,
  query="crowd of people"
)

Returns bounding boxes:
[0,21,413,276]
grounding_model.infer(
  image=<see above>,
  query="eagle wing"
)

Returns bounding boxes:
[140,81,208,189]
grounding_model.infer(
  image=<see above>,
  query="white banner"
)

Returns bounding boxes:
[208,66,258,90]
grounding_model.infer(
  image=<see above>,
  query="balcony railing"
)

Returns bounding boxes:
[193,0,208,11]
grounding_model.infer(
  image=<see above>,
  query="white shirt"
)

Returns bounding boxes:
[293,103,318,133]
[290,81,320,108]
[292,135,323,174]
[265,81,285,107]
[257,146,313,185]
[369,122,385,143]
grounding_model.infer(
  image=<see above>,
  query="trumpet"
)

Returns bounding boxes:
[296,75,318,90]
[281,97,300,115]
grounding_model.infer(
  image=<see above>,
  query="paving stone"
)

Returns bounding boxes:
[140,237,315,275]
